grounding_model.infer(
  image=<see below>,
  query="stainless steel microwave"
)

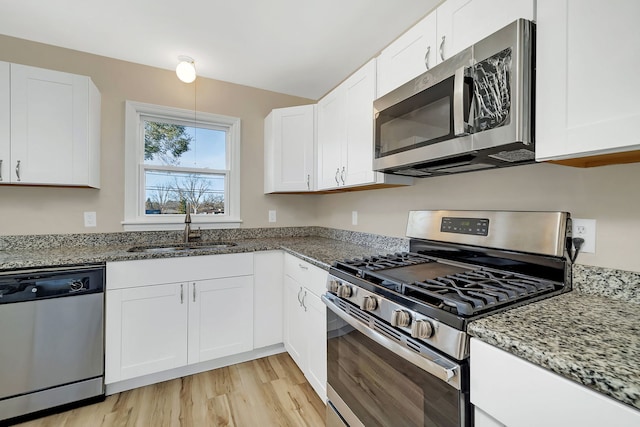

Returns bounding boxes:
[373,19,535,177]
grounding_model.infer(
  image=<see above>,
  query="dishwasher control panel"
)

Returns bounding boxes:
[0,266,104,303]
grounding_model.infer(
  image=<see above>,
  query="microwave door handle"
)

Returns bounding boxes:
[453,66,471,136]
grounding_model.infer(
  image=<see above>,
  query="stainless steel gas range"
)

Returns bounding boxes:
[322,210,577,427]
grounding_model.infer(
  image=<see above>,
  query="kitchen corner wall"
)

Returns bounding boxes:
[0,35,318,235]
[316,162,640,273]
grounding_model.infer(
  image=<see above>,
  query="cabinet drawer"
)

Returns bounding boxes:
[284,253,327,297]
[107,253,254,290]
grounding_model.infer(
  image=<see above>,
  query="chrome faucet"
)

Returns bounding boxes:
[184,205,192,244]
[183,204,202,244]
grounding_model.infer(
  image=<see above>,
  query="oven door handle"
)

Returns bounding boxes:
[322,295,461,390]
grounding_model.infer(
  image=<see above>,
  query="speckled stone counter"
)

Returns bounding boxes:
[0,228,408,272]
[468,265,640,411]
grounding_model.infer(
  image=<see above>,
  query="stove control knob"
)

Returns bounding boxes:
[337,284,353,298]
[391,310,411,328]
[360,296,378,311]
[411,319,434,339]
[327,280,340,293]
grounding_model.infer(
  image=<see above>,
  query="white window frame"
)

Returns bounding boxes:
[123,101,241,231]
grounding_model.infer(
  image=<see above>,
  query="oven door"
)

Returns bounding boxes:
[323,294,470,427]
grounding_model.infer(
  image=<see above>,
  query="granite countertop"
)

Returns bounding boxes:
[0,236,389,272]
[468,268,640,411]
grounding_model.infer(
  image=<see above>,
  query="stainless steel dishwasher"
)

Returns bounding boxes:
[0,265,105,423]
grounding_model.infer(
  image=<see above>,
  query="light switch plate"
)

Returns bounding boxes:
[84,211,97,227]
[352,211,358,225]
[268,210,276,223]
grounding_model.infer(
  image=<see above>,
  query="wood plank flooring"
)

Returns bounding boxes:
[15,353,325,427]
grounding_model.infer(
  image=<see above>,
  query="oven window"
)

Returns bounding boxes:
[327,313,465,427]
[375,77,454,158]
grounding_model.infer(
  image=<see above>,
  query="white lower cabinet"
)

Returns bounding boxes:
[283,253,327,402]
[470,338,640,427]
[187,276,253,364]
[105,253,254,384]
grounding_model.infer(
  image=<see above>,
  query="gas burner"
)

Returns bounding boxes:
[402,269,556,316]
[334,252,433,272]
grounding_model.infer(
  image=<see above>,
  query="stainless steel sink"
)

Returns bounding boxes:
[127,242,237,253]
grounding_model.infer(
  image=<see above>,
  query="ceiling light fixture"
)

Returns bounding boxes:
[176,56,196,83]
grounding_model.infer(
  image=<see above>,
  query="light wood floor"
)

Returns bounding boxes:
[16,353,325,427]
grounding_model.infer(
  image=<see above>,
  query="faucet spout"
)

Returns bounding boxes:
[184,204,192,244]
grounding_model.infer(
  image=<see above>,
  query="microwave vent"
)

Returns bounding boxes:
[488,149,535,163]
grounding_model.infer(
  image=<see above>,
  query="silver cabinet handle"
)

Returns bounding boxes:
[192,283,196,302]
[439,36,446,62]
[297,286,303,306]
[0,159,3,182]
[298,263,309,270]
[180,284,184,304]
[335,168,340,185]
[424,46,431,70]
[301,290,307,312]
[15,160,20,182]
[306,174,310,190]
[340,166,346,185]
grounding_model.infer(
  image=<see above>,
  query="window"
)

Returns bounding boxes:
[123,101,241,230]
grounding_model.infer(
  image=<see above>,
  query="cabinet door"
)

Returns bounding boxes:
[188,276,254,364]
[304,290,327,402]
[0,61,9,184]
[283,274,307,371]
[377,12,437,97]
[344,59,376,187]
[264,105,315,193]
[471,338,640,427]
[253,251,284,349]
[436,0,534,64]
[105,283,188,383]
[536,0,640,161]
[10,64,89,185]
[316,86,345,190]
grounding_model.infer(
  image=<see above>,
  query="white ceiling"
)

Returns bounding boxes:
[0,0,442,100]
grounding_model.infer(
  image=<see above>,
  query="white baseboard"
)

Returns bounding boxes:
[105,343,286,395]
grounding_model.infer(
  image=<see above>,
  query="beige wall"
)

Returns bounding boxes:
[316,162,640,273]
[0,35,318,235]
[1,35,638,273]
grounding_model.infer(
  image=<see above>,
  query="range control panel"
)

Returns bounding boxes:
[441,217,489,236]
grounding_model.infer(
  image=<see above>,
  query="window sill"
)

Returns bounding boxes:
[122,217,242,232]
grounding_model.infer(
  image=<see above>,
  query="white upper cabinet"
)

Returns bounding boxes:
[376,0,534,98]
[3,63,101,188]
[376,13,437,98]
[535,0,640,165]
[0,62,9,184]
[436,0,534,63]
[264,105,315,193]
[317,59,411,190]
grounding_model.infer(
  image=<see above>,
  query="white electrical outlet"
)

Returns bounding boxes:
[268,210,276,223]
[572,218,596,254]
[84,211,97,227]
[352,211,358,225]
